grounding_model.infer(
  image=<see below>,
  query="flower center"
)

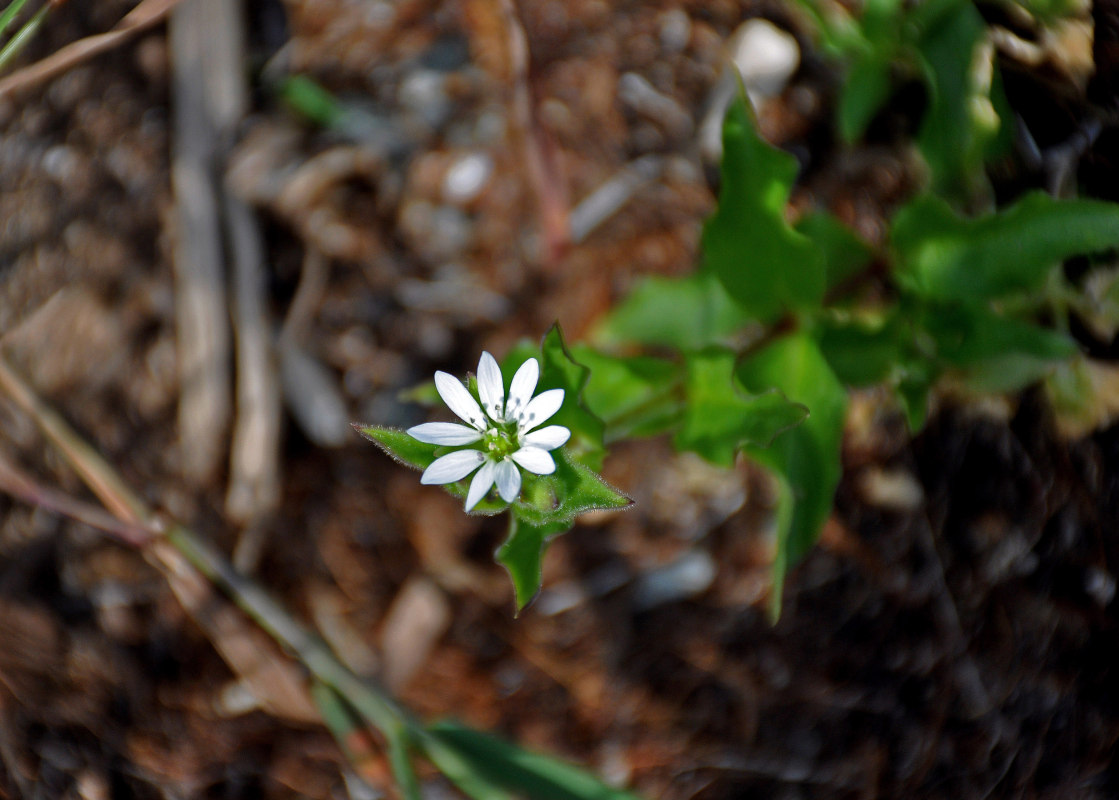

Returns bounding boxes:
[483,425,520,460]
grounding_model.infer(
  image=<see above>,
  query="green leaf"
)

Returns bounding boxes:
[896,368,935,431]
[419,721,643,800]
[417,728,517,800]
[838,51,894,142]
[498,449,630,610]
[816,311,907,387]
[353,425,439,471]
[921,301,1077,392]
[796,211,875,291]
[591,272,754,351]
[569,346,682,442]
[311,682,421,800]
[496,515,568,612]
[541,325,607,470]
[703,91,825,321]
[674,348,808,467]
[279,75,346,128]
[511,449,631,529]
[789,0,867,57]
[736,333,847,618]
[912,0,995,199]
[893,192,1119,302]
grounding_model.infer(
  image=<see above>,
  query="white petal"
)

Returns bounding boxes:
[476,351,506,423]
[434,371,486,430]
[522,425,570,451]
[465,459,497,511]
[505,358,539,421]
[511,447,556,475]
[494,459,522,502]
[420,450,484,484]
[517,388,565,433]
[407,422,484,446]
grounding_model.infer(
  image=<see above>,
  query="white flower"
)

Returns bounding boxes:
[407,352,571,511]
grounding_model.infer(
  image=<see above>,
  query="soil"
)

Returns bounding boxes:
[1,1,1118,799]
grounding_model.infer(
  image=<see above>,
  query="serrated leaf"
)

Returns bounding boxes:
[893,192,1119,302]
[569,346,682,442]
[591,272,754,351]
[737,333,847,618]
[674,348,808,467]
[703,92,825,321]
[419,721,643,800]
[353,425,439,471]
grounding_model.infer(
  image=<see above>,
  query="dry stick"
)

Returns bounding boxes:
[227,187,283,565]
[277,248,351,449]
[214,0,282,539]
[0,0,184,98]
[0,451,153,547]
[492,0,570,266]
[169,0,232,485]
[0,353,410,739]
[0,357,146,523]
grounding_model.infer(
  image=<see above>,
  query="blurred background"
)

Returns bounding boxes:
[1,0,1117,797]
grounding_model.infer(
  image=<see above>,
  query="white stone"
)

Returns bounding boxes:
[442,151,493,203]
[731,18,801,102]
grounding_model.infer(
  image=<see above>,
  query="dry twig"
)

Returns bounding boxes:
[0,0,184,98]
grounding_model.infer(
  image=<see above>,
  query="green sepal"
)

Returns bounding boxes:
[353,425,439,471]
[353,424,508,515]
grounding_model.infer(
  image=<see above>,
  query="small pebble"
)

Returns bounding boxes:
[632,549,716,610]
[442,152,493,204]
[399,69,451,128]
[1085,567,1117,607]
[732,18,801,102]
[658,8,692,53]
[858,467,925,511]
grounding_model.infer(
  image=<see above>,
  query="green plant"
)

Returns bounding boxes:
[366,85,1119,620]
